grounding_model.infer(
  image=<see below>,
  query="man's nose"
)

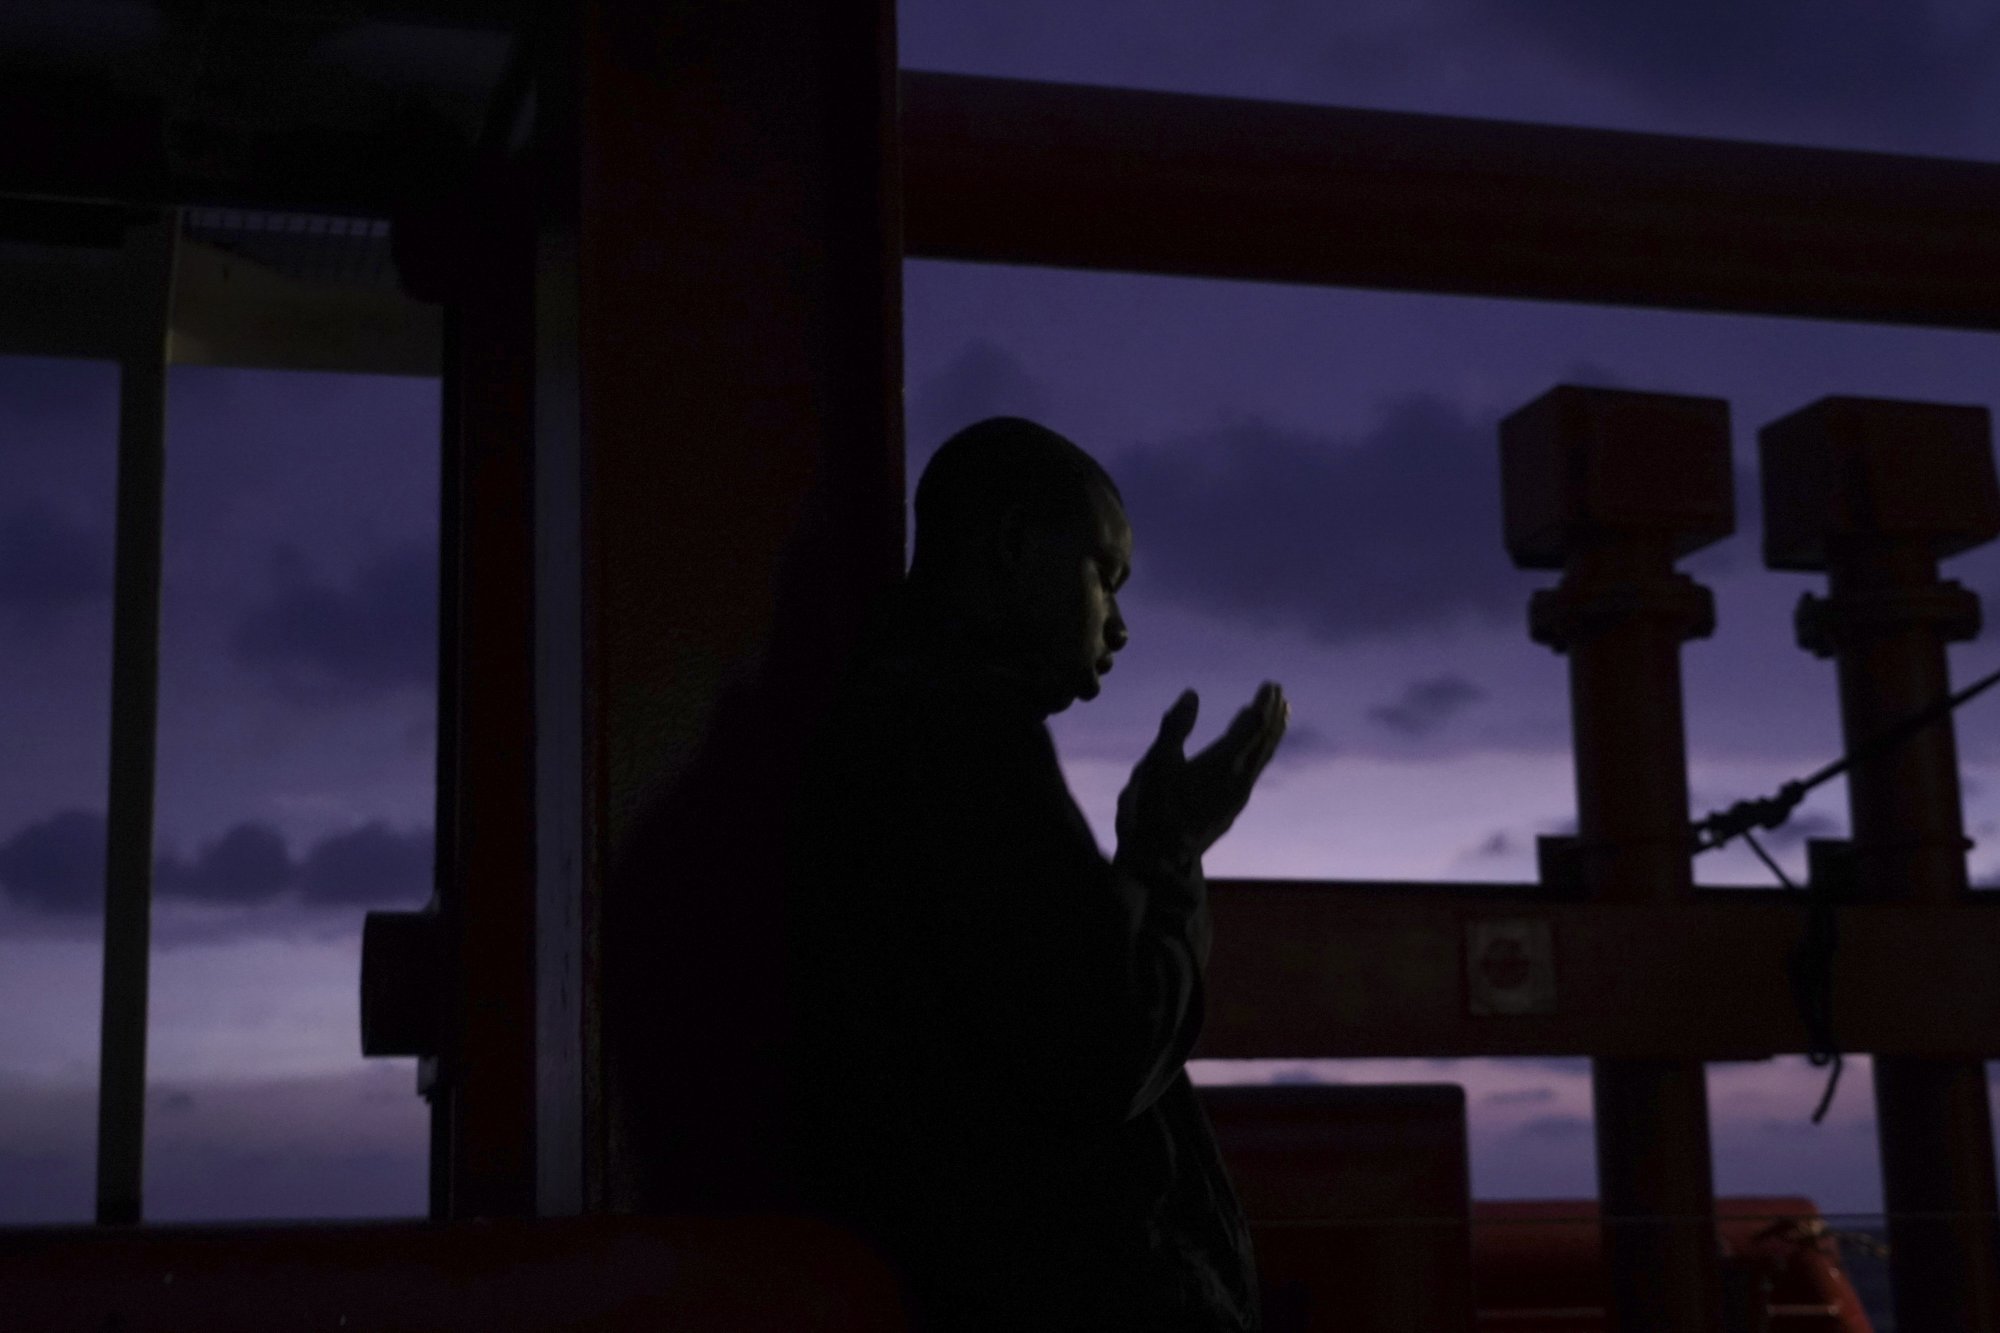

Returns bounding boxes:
[1106,607,1129,651]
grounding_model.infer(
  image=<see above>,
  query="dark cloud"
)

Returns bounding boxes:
[0,1145,89,1225]
[0,502,109,628]
[0,810,105,913]
[1515,1112,1592,1141]
[1560,361,1625,389]
[231,542,437,701]
[156,823,294,906]
[1484,1086,1556,1106]
[0,355,116,433]
[297,822,432,907]
[1759,811,1843,852]
[907,338,1052,461]
[1272,722,1337,765]
[1455,821,1580,871]
[0,811,431,916]
[1113,396,1539,643]
[1485,1,2000,151]
[1268,1064,1329,1085]
[1367,674,1485,737]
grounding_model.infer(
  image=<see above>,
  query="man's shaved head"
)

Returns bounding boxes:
[906,417,1132,714]
[910,417,1121,587]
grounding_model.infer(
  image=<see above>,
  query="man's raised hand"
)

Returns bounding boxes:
[1116,682,1289,868]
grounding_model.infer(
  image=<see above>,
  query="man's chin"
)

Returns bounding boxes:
[1038,666,1107,715]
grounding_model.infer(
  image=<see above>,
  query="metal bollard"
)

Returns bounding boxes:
[1502,384,1736,1332]
[1761,395,2000,1332]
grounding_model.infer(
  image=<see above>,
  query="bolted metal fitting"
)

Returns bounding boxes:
[361,906,443,1059]
[1528,574,1716,653]
[1794,582,1983,658]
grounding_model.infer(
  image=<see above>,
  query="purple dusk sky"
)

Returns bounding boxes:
[8,1,2000,1225]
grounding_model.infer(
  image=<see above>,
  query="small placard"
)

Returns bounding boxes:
[1466,918,1557,1017]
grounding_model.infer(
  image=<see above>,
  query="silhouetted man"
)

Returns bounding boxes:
[785,417,1288,1332]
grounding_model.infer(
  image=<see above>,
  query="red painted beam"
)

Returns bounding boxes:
[1200,881,2000,1061]
[0,1215,908,1333]
[14,64,2000,333]
[903,71,2000,330]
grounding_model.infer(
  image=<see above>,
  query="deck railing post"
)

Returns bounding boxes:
[1501,385,1736,1332]
[93,209,178,1227]
[1760,396,2000,1330]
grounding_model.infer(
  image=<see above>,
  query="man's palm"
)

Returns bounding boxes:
[1117,683,1288,864]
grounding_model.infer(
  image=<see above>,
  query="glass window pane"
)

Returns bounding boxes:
[0,355,120,1224]
[142,366,437,1222]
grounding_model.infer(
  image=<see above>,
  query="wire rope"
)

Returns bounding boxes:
[1691,660,2000,1121]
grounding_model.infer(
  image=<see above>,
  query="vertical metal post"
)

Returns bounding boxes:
[1501,385,1736,1332]
[425,273,464,1225]
[380,130,546,1219]
[432,160,542,1221]
[529,21,589,1205]
[94,210,178,1226]
[1760,396,2000,1331]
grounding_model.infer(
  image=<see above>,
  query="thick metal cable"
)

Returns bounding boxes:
[1692,662,2000,1124]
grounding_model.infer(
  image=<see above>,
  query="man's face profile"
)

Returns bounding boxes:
[998,481,1133,714]
[910,418,1140,716]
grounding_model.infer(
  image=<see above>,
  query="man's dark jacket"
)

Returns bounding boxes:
[783,592,1259,1332]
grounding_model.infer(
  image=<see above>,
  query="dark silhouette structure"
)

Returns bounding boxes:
[10,4,2000,1330]
[785,418,1285,1331]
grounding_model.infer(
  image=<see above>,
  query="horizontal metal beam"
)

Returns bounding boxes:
[0,72,426,219]
[0,1215,906,1332]
[0,238,133,360]
[904,72,2000,330]
[0,238,439,373]
[1200,879,2000,1060]
[172,239,440,375]
[10,69,2000,335]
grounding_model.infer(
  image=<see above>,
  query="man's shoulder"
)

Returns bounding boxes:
[837,646,1042,742]
[798,651,1060,844]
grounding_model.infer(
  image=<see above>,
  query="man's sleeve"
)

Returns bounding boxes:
[894,703,1210,1134]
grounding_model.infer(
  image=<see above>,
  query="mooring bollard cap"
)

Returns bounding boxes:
[1499,384,1734,570]
[1759,396,2000,571]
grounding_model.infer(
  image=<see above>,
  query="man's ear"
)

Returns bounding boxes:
[993,504,1033,577]
[978,505,1047,617]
